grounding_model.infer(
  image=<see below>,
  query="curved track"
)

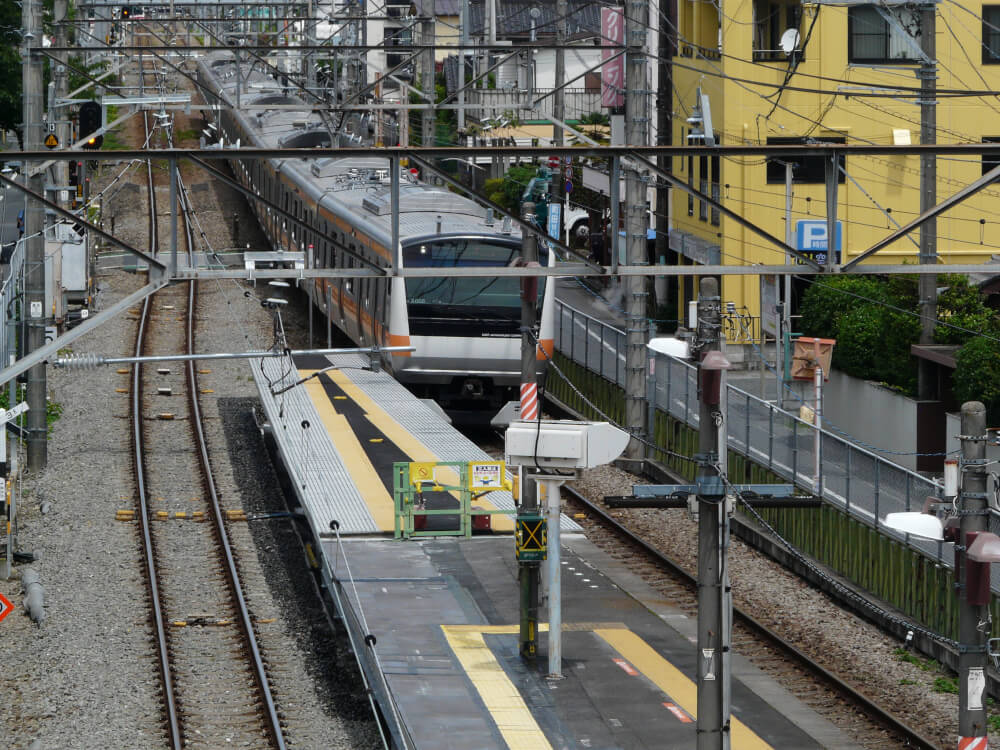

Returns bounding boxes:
[129,26,285,749]
[560,483,942,750]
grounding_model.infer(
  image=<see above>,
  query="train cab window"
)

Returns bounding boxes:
[402,238,546,326]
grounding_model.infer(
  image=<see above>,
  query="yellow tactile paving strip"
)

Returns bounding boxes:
[301,368,515,533]
[442,624,773,750]
[595,628,772,750]
[302,375,397,530]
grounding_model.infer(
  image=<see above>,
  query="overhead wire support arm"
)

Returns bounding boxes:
[627,151,823,270]
[339,51,425,109]
[437,50,521,107]
[0,173,168,275]
[185,156,385,274]
[532,48,625,107]
[405,155,605,273]
[843,160,1000,270]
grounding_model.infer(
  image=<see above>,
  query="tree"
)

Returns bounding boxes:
[953,336,1000,419]
[0,0,22,143]
[934,274,999,345]
[484,164,539,215]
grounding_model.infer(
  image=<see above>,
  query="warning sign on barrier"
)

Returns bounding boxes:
[0,591,13,624]
[469,461,503,492]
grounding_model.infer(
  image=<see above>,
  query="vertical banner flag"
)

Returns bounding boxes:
[601,7,624,108]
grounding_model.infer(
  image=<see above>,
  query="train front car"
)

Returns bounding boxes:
[391,231,546,421]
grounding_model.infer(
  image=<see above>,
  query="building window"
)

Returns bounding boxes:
[983,136,1000,176]
[984,6,1000,63]
[848,5,920,64]
[753,0,803,62]
[765,137,846,184]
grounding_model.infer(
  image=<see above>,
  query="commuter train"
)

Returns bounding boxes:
[195,51,554,417]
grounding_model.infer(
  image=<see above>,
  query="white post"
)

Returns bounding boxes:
[544,477,563,678]
[814,365,822,494]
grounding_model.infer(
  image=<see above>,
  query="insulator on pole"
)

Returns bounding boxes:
[54,353,104,369]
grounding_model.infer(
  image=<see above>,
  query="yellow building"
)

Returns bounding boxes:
[671,0,1000,323]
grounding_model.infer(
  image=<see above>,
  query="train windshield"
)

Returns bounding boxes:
[403,239,547,322]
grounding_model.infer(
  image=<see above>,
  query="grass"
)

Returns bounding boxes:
[893,648,937,671]
[0,386,62,433]
[932,676,959,695]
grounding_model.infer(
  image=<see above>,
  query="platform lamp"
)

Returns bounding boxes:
[883,404,992,749]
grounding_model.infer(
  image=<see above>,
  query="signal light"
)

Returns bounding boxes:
[121,6,130,18]
[79,101,103,150]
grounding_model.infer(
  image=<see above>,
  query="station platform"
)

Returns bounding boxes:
[255,353,580,536]
[253,353,856,749]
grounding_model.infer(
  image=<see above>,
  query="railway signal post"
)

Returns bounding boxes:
[517,202,541,660]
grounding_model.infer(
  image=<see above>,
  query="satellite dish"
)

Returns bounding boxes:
[779,28,801,55]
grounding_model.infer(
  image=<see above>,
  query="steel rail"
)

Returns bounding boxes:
[133,39,184,750]
[560,483,943,750]
[176,152,287,749]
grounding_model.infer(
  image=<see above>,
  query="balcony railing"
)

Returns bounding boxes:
[467,88,603,124]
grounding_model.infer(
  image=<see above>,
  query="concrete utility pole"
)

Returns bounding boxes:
[653,0,674,310]
[917,4,937,400]
[517,202,540,660]
[623,0,649,459]
[958,401,988,746]
[694,277,730,750]
[22,0,48,471]
[552,0,566,241]
[421,0,436,147]
[53,0,70,208]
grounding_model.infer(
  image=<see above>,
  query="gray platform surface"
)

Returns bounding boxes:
[323,534,859,750]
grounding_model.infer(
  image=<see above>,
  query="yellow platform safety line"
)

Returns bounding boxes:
[302,374,396,531]
[442,624,773,750]
[312,369,514,532]
[595,628,772,750]
[442,625,553,750]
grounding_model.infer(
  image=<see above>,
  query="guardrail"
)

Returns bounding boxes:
[551,299,981,580]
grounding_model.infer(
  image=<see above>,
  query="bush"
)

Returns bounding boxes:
[798,276,886,339]
[953,336,1000,411]
[799,276,920,394]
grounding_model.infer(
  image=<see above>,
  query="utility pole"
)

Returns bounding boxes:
[53,0,70,209]
[421,0,436,147]
[623,0,649,459]
[22,0,48,471]
[694,277,730,750]
[653,0,674,312]
[517,202,540,660]
[917,4,937,400]
[958,401,988,747]
[552,0,566,241]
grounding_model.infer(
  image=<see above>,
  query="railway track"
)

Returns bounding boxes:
[128,29,286,749]
[560,483,942,749]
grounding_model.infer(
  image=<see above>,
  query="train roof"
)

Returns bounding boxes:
[199,51,523,246]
